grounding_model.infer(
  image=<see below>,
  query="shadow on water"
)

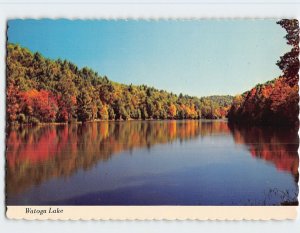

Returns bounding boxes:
[228,123,299,205]
[7,120,210,195]
[6,120,299,205]
[228,123,299,183]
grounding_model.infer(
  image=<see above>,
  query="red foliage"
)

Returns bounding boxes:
[230,125,299,178]
[19,89,58,122]
[228,76,299,126]
[56,94,77,122]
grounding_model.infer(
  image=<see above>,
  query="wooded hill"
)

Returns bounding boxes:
[228,19,299,126]
[7,19,298,126]
[228,76,298,126]
[7,43,233,124]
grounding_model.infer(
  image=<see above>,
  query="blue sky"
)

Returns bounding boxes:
[8,19,289,97]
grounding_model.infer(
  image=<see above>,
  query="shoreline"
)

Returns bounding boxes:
[7,118,229,127]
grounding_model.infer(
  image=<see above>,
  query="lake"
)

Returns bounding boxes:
[6,120,299,205]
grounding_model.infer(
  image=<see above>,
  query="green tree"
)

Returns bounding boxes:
[7,43,236,124]
[77,89,93,122]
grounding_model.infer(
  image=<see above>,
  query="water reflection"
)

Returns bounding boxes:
[229,124,299,182]
[6,120,299,204]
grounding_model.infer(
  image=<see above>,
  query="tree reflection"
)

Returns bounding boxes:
[6,120,299,197]
[7,120,225,195]
[229,123,299,182]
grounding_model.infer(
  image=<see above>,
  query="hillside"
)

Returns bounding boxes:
[227,76,299,126]
[228,19,299,127]
[6,43,233,124]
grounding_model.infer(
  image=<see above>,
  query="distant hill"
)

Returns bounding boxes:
[7,43,233,124]
[201,95,233,108]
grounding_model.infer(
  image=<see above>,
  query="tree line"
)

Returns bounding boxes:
[7,43,233,125]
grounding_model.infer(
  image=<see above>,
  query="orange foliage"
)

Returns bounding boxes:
[19,89,58,122]
[168,104,177,118]
[228,76,299,126]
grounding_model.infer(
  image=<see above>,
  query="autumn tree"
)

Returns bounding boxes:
[6,43,234,125]
[228,19,299,126]
[276,19,299,85]
[6,81,20,122]
[98,104,109,120]
[168,104,177,119]
[77,89,93,122]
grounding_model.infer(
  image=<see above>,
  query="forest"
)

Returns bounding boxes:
[228,19,299,126]
[6,19,299,126]
[6,43,232,124]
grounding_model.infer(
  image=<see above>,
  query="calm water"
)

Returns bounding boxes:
[6,120,299,205]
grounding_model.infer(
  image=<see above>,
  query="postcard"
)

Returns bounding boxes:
[5,19,299,220]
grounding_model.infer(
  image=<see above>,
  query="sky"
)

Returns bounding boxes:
[7,19,290,97]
